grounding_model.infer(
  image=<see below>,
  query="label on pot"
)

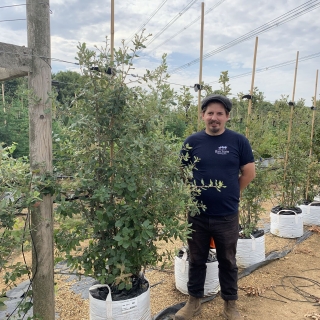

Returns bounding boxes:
[122,297,138,312]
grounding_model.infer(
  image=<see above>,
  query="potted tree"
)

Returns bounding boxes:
[297,157,320,226]
[237,156,271,268]
[297,104,320,226]
[270,101,311,238]
[54,36,198,320]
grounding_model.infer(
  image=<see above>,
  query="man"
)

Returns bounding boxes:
[176,94,255,320]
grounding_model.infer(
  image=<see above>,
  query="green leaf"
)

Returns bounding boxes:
[118,282,125,290]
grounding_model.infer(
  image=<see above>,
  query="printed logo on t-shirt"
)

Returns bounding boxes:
[215,146,229,155]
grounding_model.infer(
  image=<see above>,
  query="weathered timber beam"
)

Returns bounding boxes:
[0,67,28,81]
[0,42,32,81]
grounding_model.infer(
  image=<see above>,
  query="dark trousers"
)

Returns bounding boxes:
[187,213,239,301]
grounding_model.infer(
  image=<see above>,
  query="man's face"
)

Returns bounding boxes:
[202,102,230,136]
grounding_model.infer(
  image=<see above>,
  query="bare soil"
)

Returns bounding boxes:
[1,202,320,320]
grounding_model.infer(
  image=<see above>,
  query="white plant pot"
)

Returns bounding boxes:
[298,202,320,226]
[236,234,265,268]
[174,249,220,297]
[270,210,303,238]
[89,282,151,320]
[314,194,320,202]
[260,159,269,167]
[260,157,275,168]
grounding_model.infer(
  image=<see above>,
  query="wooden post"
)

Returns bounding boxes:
[111,0,115,62]
[197,2,204,131]
[1,83,4,105]
[1,83,5,125]
[110,0,115,171]
[282,51,299,203]
[26,1,55,319]
[245,37,258,138]
[309,69,318,157]
[284,51,299,173]
[305,69,318,199]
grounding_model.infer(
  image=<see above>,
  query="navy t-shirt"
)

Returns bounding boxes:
[181,129,254,216]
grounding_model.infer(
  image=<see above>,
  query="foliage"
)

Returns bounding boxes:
[0,79,29,158]
[53,35,198,288]
[239,161,271,238]
[0,144,31,294]
[216,71,232,96]
[0,143,59,316]
[272,102,320,207]
[0,78,28,105]
[52,70,83,108]
[167,86,198,137]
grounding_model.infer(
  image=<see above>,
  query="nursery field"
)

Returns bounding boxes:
[1,201,320,320]
[2,31,320,320]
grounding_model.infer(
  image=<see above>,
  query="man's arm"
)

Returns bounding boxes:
[239,162,256,191]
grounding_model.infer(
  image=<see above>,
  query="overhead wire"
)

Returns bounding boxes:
[125,0,168,45]
[0,49,79,66]
[143,0,199,48]
[0,19,26,23]
[0,4,27,9]
[132,49,320,88]
[146,0,226,54]
[169,0,320,74]
[207,51,320,84]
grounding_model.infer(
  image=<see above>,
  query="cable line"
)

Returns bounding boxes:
[125,0,168,45]
[0,4,27,9]
[208,51,320,84]
[169,0,320,74]
[0,18,26,23]
[146,0,225,54]
[144,0,199,48]
[0,49,79,66]
[159,50,320,88]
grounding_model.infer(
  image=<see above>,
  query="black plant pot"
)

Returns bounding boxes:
[271,205,302,215]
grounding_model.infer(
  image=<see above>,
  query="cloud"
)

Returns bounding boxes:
[0,0,319,103]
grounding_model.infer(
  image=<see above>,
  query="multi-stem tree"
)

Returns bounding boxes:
[54,35,199,288]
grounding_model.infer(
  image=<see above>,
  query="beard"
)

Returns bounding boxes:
[206,121,224,135]
[209,121,220,132]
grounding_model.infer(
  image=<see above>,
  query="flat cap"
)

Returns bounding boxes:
[201,94,232,112]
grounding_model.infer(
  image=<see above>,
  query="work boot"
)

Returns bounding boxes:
[223,300,242,319]
[174,295,201,320]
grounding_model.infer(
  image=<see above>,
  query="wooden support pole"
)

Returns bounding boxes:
[1,83,4,105]
[0,42,32,81]
[110,0,115,172]
[245,37,258,138]
[197,2,204,131]
[309,69,318,157]
[111,0,115,62]
[1,83,5,125]
[26,1,55,319]
[284,51,299,172]
[305,69,319,200]
[282,51,299,203]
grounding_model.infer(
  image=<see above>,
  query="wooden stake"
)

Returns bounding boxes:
[305,69,318,199]
[111,0,115,62]
[26,1,54,319]
[309,69,318,157]
[245,37,258,138]
[1,83,4,105]
[110,0,115,178]
[197,2,204,131]
[284,51,299,173]
[2,83,5,125]
[282,51,299,204]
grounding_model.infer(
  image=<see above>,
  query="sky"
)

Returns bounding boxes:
[1,0,320,105]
